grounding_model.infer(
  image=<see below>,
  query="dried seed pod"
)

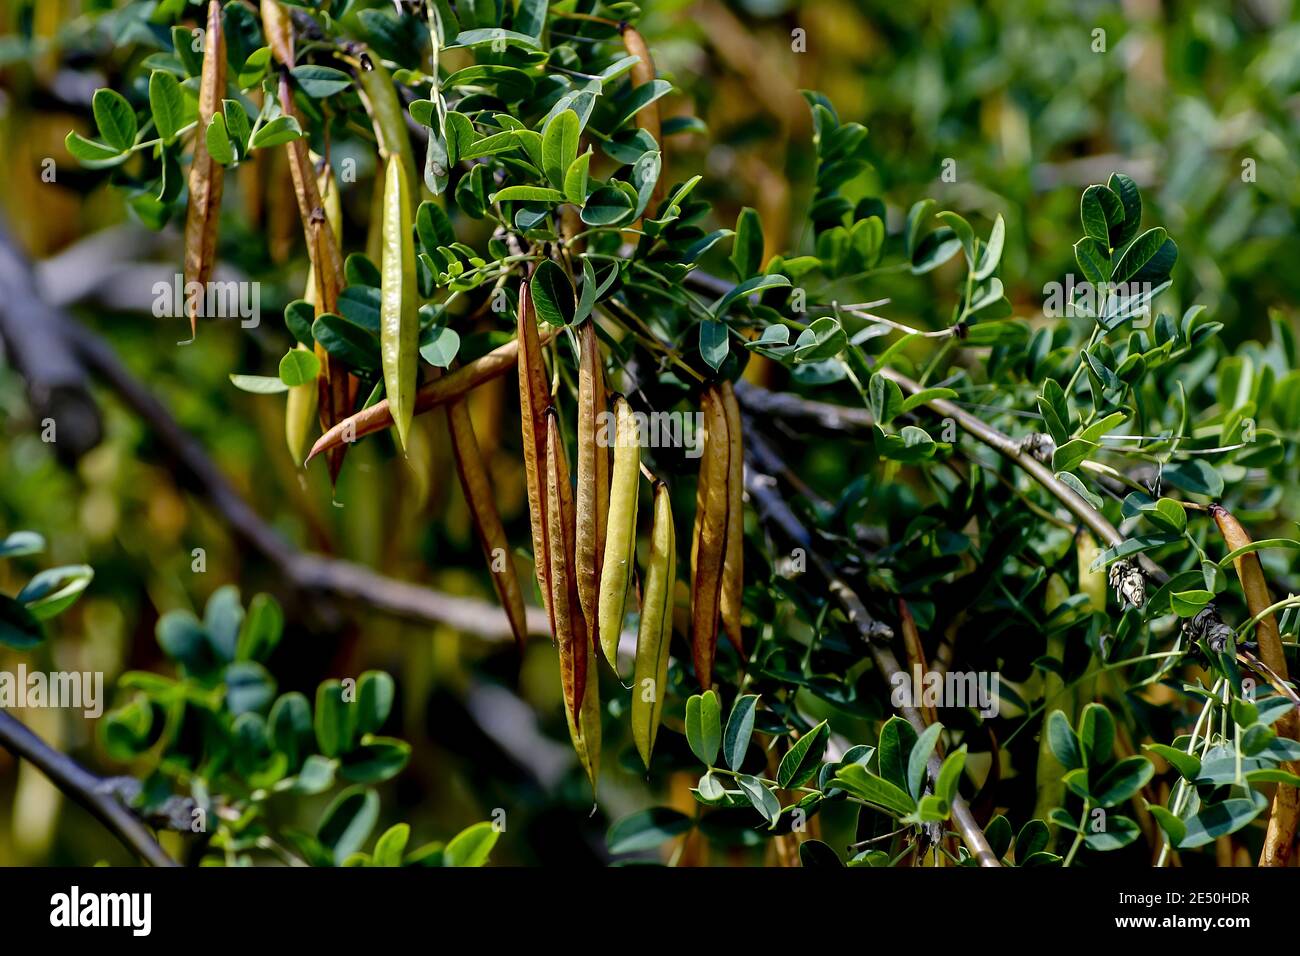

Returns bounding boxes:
[182,0,226,341]
[619,24,663,214]
[380,156,418,453]
[632,480,675,768]
[598,395,641,673]
[718,380,745,659]
[278,72,352,483]
[260,0,295,66]
[546,408,587,727]
[568,634,601,794]
[1211,504,1299,867]
[691,385,730,689]
[446,396,529,652]
[519,276,554,614]
[306,328,555,462]
[575,319,610,653]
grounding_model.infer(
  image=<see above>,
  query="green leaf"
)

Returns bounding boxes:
[711,275,791,319]
[490,185,565,203]
[269,692,313,768]
[932,745,966,810]
[1145,497,1187,533]
[1092,755,1154,807]
[1046,710,1083,770]
[317,787,380,865]
[685,690,721,766]
[148,71,185,143]
[0,532,44,558]
[291,65,353,98]
[830,765,916,816]
[972,214,1005,280]
[1162,460,1223,497]
[1051,438,1097,474]
[791,317,846,363]
[723,694,758,770]
[419,325,461,368]
[314,679,355,758]
[777,720,829,788]
[205,114,234,166]
[416,202,455,253]
[278,349,320,387]
[542,108,579,191]
[936,211,975,267]
[1107,172,1143,248]
[906,722,943,800]
[1078,703,1115,767]
[1073,237,1110,287]
[1146,805,1186,846]
[372,823,411,867]
[249,115,302,149]
[1112,227,1177,284]
[1080,184,1120,245]
[1083,814,1140,851]
[877,715,918,791]
[1178,793,1268,849]
[611,79,672,130]
[735,774,781,826]
[564,150,591,205]
[18,565,93,620]
[230,373,289,394]
[1171,589,1214,617]
[580,184,634,226]
[730,207,764,280]
[444,821,499,866]
[798,839,843,867]
[340,736,410,783]
[531,260,575,326]
[607,808,692,853]
[93,88,137,151]
[224,661,276,715]
[699,319,730,370]
[0,595,43,650]
[869,374,906,427]
[355,671,395,735]
[1037,379,1071,446]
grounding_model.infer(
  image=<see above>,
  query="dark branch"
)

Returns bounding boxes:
[0,711,177,866]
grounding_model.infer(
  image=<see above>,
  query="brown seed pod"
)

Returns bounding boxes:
[306,325,557,462]
[691,385,730,689]
[1210,503,1299,867]
[277,71,353,483]
[519,275,554,616]
[446,395,529,652]
[260,0,295,67]
[718,380,745,660]
[575,319,610,652]
[182,0,226,342]
[546,408,588,725]
[619,24,664,215]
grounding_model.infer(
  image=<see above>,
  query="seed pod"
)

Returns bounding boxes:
[575,319,610,653]
[356,54,419,212]
[182,0,226,341]
[278,72,352,484]
[519,276,554,614]
[260,0,294,67]
[380,156,418,453]
[1210,504,1298,867]
[446,395,528,652]
[632,480,675,767]
[306,328,555,462]
[718,380,745,659]
[286,160,339,465]
[620,24,663,214]
[285,350,319,464]
[691,386,730,689]
[597,395,641,673]
[546,408,587,728]
[568,633,601,794]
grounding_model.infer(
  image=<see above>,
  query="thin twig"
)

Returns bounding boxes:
[0,712,177,866]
